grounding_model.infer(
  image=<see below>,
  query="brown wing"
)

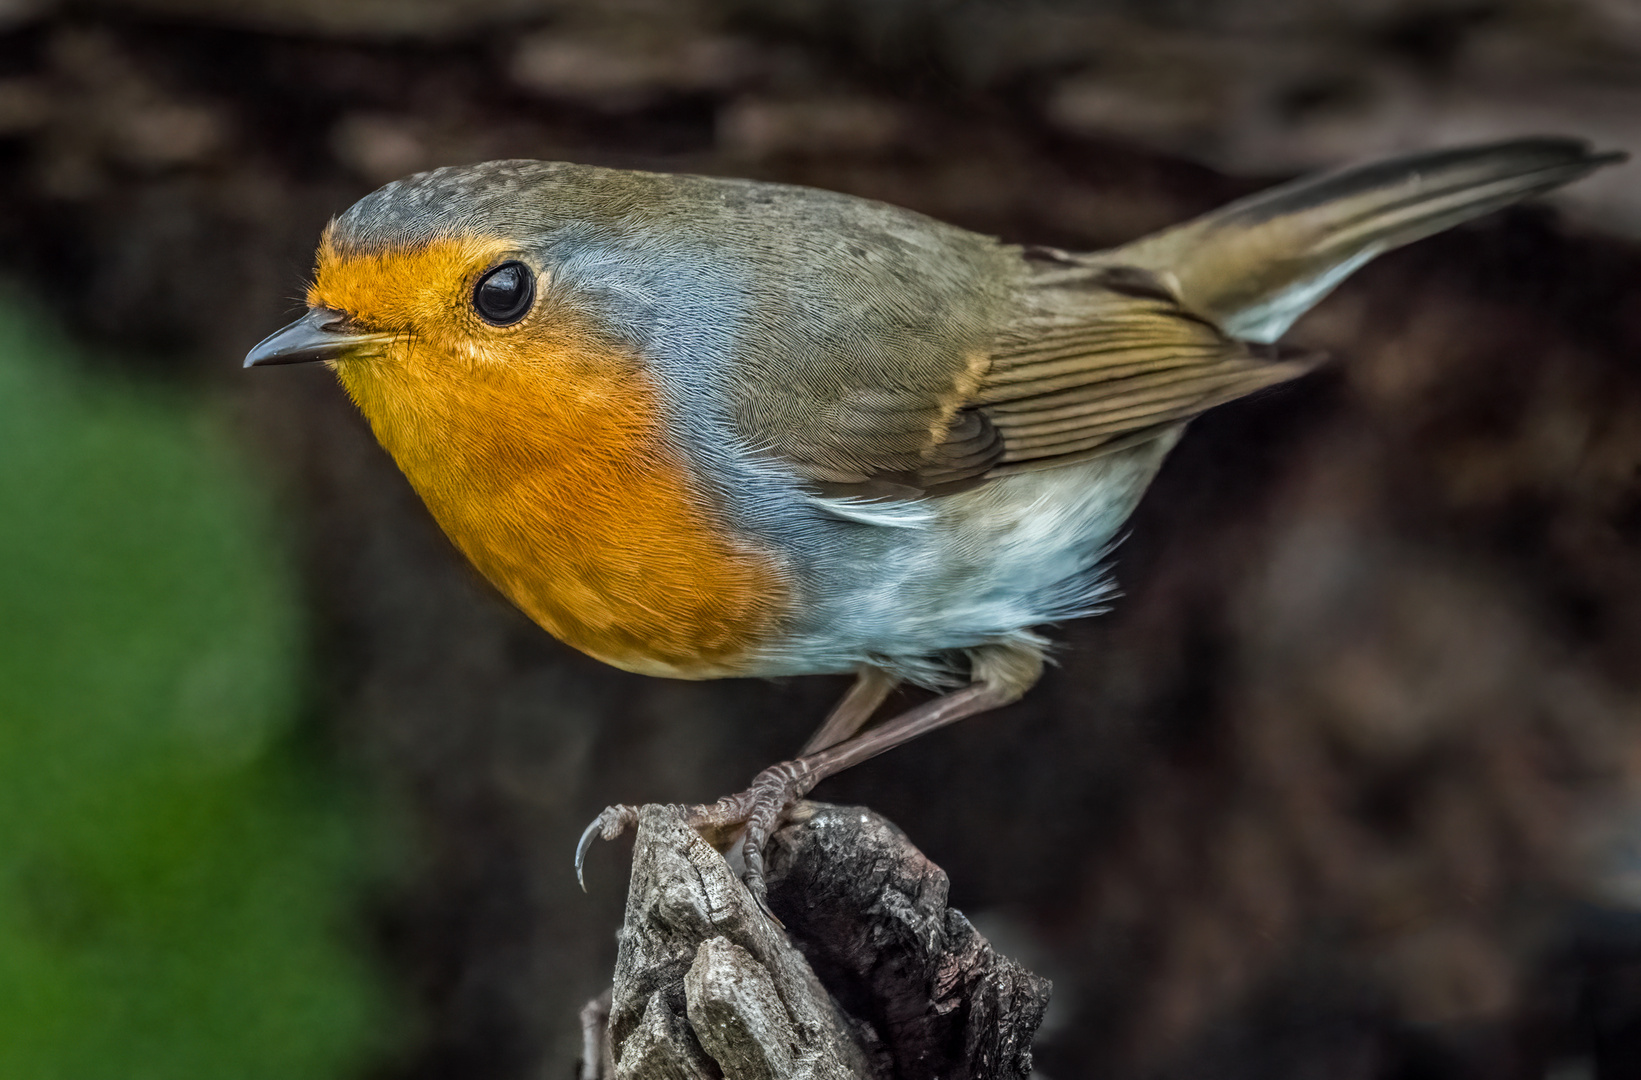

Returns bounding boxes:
[763,247,1315,499]
[776,139,1618,496]
[969,254,1319,479]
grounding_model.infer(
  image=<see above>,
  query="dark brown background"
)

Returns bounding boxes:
[4,2,1640,1077]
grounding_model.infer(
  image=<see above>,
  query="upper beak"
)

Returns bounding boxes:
[243,308,398,368]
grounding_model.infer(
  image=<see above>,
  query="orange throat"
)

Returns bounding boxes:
[312,242,786,677]
[341,354,785,677]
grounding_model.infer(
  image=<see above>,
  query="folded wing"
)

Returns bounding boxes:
[760,137,1623,496]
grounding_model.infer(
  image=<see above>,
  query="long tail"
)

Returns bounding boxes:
[1106,137,1626,343]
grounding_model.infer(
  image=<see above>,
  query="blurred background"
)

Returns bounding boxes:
[1,1,1639,1077]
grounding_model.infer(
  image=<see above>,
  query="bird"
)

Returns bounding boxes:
[246,136,1622,896]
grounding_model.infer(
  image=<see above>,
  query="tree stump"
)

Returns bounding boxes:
[581,802,1050,1080]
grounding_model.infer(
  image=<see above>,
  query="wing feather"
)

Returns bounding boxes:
[969,262,1317,475]
[753,249,1315,496]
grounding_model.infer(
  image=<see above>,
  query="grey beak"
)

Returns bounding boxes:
[243,308,397,368]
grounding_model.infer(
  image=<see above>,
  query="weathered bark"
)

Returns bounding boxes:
[584,802,1050,1080]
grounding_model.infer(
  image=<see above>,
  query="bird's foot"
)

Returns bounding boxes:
[576,761,812,901]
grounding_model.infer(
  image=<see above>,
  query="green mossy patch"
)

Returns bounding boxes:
[0,304,398,1079]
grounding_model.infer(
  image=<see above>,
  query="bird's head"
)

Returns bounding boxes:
[242,162,787,674]
[245,160,683,463]
[249,163,566,369]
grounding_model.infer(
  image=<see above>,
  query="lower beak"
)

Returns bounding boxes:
[243,308,398,368]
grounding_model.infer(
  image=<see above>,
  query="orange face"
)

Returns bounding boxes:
[306,230,788,678]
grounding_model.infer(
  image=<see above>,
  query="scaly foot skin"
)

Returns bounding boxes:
[576,761,813,899]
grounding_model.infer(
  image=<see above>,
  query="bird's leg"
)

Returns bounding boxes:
[578,680,1015,897]
[574,666,895,889]
[800,665,899,754]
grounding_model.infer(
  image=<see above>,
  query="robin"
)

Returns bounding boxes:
[246,137,1622,895]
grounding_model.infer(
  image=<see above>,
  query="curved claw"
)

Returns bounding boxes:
[573,768,806,897]
[575,805,639,891]
[575,817,603,892]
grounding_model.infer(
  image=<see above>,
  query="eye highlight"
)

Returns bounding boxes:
[473,261,535,325]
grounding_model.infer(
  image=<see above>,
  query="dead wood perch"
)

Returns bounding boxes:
[581,802,1050,1079]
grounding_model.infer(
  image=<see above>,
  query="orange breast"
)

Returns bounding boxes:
[314,239,789,677]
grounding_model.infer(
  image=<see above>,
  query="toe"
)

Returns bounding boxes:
[575,805,638,891]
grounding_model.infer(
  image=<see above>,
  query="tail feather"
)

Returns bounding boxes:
[1106,137,1626,343]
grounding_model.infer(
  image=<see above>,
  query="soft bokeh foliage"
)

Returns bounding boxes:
[0,301,395,1079]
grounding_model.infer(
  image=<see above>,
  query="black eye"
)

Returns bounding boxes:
[473,261,535,325]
